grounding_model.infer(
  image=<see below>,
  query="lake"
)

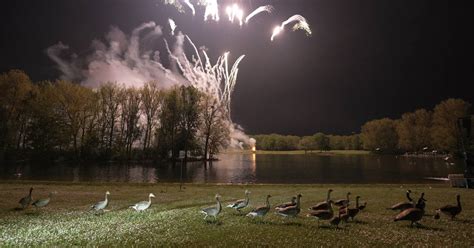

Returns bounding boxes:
[0,153,465,184]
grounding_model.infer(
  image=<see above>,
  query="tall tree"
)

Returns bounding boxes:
[313,132,330,151]
[0,70,34,158]
[397,109,432,152]
[361,118,399,152]
[157,87,182,159]
[431,98,471,153]
[140,82,162,152]
[200,95,229,160]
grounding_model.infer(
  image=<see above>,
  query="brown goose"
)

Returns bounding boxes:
[309,189,333,211]
[436,194,461,220]
[275,196,296,211]
[388,190,414,211]
[276,194,302,217]
[394,196,425,227]
[307,200,334,226]
[343,196,361,221]
[329,211,342,228]
[334,192,351,207]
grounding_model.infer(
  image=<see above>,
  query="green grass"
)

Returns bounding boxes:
[0,182,473,247]
[226,149,371,155]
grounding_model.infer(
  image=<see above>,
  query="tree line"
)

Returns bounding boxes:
[254,99,472,155]
[0,70,229,161]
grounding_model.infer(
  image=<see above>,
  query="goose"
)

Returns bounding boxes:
[201,194,222,220]
[19,187,33,209]
[32,192,54,208]
[388,190,414,211]
[130,193,156,212]
[344,196,361,221]
[435,194,461,220]
[276,194,302,217]
[227,190,251,212]
[329,211,342,228]
[334,192,351,207]
[394,195,425,227]
[247,195,271,218]
[418,192,427,210]
[307,200,334,226]
[275,196,296,211]
[309,189,333,211]
[91,191,110,211]
[358,201,367,211]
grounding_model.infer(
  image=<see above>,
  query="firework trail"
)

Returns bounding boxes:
[169,18,177,35]
[245,5,274,24]
[271,14,312,41]
[226,4,244,26]
[183,0,196,15]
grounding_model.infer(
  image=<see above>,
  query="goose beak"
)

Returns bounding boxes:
[150,193,156,198]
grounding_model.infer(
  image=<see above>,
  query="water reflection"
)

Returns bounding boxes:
[0,154,465,184]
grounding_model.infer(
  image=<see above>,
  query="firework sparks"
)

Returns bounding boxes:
[226,4,244,26]
[245,5,274,24]
[271,14,312,41]
[204,0,219,21]
[169,18,177,35]
[270,25,283,42]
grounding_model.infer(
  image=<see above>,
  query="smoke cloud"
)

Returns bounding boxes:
[46,21,179,88]
[46,21,253,149]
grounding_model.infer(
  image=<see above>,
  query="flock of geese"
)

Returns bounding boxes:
[200,189,462,228]
[17,187,462,228]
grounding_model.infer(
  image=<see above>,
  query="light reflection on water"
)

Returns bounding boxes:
[0,154,465,184]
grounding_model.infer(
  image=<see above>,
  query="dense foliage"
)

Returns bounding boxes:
[0,70,229,161]
[254,100,472,154]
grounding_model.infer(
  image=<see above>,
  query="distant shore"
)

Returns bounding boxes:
[224,149,371,155]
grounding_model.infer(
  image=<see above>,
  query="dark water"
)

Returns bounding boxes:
[0,154,465,184]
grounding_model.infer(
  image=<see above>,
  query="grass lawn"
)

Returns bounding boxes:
[225,149,371,155]
[0,182,473,247]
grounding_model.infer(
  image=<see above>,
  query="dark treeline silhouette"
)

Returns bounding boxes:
[254,99,472,155]
[0,70,229,162]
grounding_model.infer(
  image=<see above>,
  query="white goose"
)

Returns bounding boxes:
[130,193,156,212]
[201,194,222,220]
[91,191,110,211]
[32,192,55,208]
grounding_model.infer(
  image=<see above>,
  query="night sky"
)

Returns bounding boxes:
[1,0,473,135]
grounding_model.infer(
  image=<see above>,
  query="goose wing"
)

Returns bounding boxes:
[394,208,422,221]
[227,199,245,208]
[307,209,333,220]
[390,202,413,210]
[277,205,299,216]
[310,201,329,210]
[275,201,295,209]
